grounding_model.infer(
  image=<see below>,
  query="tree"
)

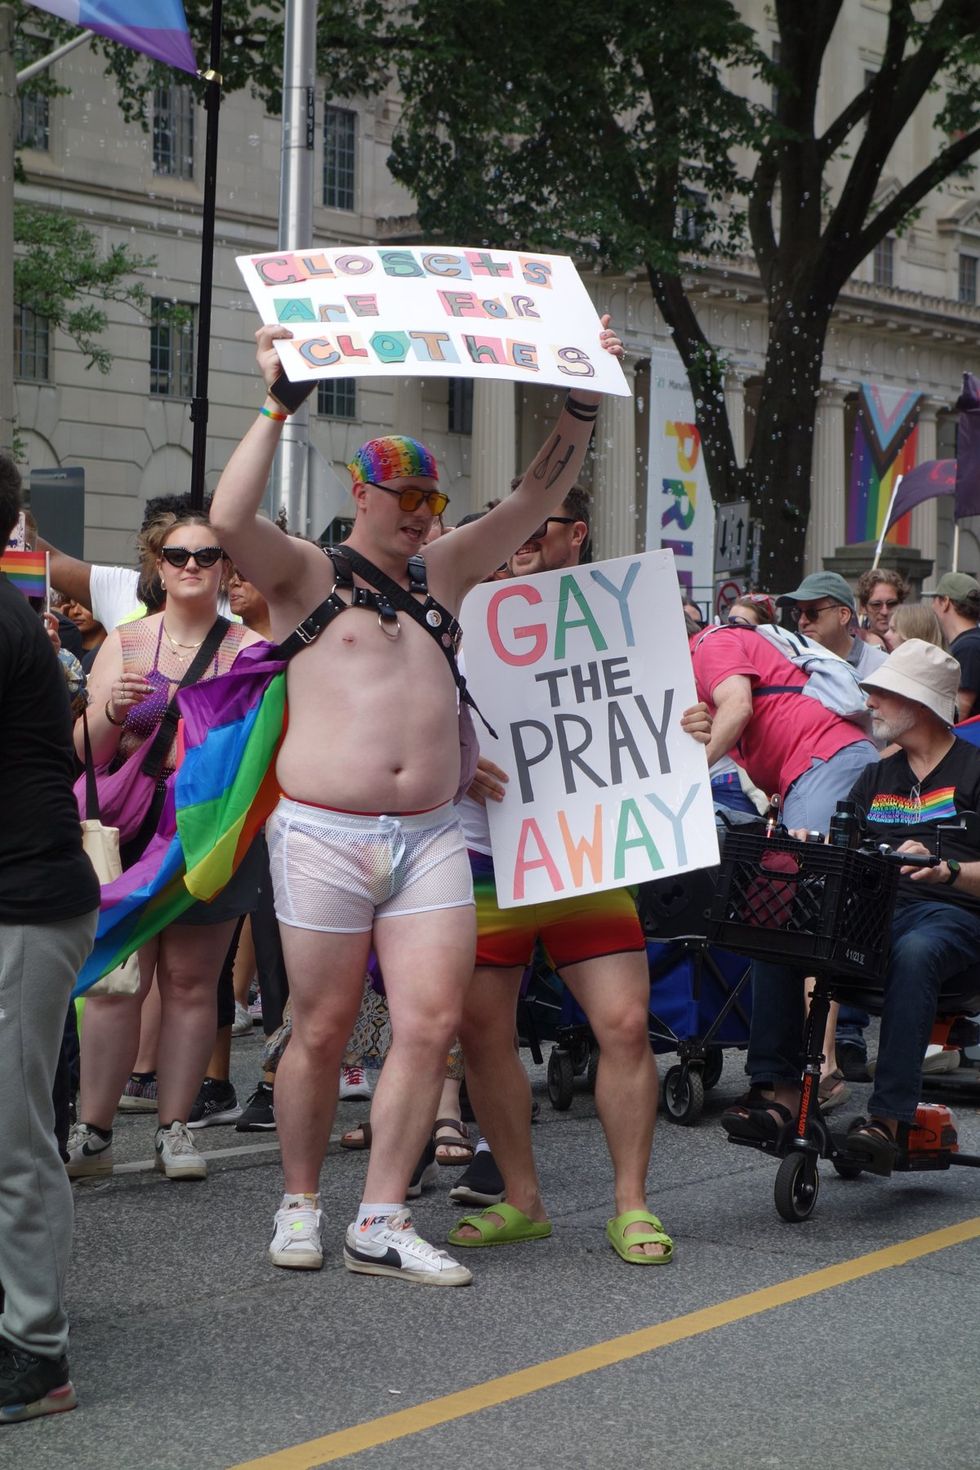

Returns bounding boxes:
[14,205,153,373]
[312,0,980,582]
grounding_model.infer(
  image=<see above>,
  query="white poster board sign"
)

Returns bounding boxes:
[460,550,718,909]
[646,348,715,603]
[236,246,629,397]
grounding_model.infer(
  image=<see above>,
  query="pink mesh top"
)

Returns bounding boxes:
[117,618,248,772]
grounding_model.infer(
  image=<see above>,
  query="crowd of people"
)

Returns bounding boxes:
[3,319,980,1424]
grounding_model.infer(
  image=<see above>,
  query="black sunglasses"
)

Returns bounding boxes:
[363,481,450,516]
[527,516,576,541]
[160,545,225,569]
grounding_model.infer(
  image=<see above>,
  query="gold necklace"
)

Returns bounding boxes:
[162,623,205,654]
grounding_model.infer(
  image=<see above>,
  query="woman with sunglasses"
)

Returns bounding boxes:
[67,515,264,1181]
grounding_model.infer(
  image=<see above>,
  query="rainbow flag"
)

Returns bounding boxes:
[1,548,48,599]
[846,384,922,545]
[26,0,197,75]
[73,643,286,995]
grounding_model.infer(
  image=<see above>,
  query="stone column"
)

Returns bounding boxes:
[470,379,515,517]
[805,382,847,574]
[909,398,939,568]
[724,370,745,466]
[593,358,638,560]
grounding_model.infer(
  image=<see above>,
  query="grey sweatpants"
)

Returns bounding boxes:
[0,910,96,1359]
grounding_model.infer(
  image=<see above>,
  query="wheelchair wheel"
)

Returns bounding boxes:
[548,1048,575,1111]
[702,1046,724,1091]
[663,1065,704,1126]
[774,1152,819,1222]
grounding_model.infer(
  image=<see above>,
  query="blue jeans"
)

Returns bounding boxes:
[748,899,980,1123]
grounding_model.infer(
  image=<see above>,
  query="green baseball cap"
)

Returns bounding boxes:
[921,571,980,601]
[777,571,855,612]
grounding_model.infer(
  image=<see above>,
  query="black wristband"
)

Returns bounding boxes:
[944,858,961,886]
[565,393,599,422]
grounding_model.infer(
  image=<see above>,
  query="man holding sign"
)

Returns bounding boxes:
[451,506,712,1264]
[209,316,624,1285]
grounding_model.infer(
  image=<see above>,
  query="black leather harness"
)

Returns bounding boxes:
[275,544,496,737]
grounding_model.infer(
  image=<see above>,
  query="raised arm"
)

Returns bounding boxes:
[208,327,319,605]
[35,535,92,607]
[429,317,624,598]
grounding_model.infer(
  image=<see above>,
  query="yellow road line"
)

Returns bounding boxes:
[230,1214,980,1470]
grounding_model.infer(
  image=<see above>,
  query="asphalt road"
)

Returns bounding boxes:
[11,1026,980,1470]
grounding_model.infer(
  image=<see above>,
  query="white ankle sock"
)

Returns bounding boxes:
[473,1137,490,1155]
[356,1202,401,1234]
[281,1192,319,1210]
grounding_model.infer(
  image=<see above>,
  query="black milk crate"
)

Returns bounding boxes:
[707,832,899,980]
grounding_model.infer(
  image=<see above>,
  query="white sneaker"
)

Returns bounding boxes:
[922,1044,961,1074]
[66,1123,113,1178]
[154,1121,207,1180]
[339,1065,372,1101]
[269,1199,323,1269]
[231,1002,253,1037]
[344,1208,472,1286]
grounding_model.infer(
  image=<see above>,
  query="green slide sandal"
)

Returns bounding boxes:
[448,1203,553,1248]
[606,1209,674,1265]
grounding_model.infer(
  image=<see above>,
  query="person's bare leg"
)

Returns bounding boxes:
[365,906,474,1203]
[155,920,239,1124]
[562,950,665,1258]
[456,964,546,1232]
[433,1075,470,1162]
[805,979,840,1079]
[233,917,256,1009]
[78,940,158,1131]
[274,926,371,1193]
[132,969,162,1074]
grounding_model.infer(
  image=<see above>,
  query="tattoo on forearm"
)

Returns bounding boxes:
[532,433,576,488]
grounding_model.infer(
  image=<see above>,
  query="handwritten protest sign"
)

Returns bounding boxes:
[460,550,718,908]
[236,246,629,397]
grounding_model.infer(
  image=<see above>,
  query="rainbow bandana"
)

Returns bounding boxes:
[348,436,438,485]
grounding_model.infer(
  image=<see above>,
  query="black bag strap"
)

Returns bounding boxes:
[334,544,497,739]
[81,706,100,823]
[139,616,230,780]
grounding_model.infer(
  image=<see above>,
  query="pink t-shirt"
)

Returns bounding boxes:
[692,626,867,799]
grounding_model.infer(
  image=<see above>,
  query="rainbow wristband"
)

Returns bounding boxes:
[259,404,289,422]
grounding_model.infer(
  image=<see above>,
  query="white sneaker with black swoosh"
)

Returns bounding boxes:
[343,1208,472,1286]
[66,1123,113,1178]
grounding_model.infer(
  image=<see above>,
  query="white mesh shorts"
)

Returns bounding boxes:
[266,797,475,933]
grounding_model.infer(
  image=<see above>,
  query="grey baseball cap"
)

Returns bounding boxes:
[921,571,980,601]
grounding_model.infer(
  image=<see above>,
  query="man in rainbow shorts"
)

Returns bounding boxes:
[450,487,710,1264]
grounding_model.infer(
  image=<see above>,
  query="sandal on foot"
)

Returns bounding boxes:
[606,1209,673,1265]
[843,1116,897,1177]
[339,1120,371,1151]
[817,1070,851,1114]
[721,1097,795,1146]
[448,1203,552,1248]
[433,1117,474,1166]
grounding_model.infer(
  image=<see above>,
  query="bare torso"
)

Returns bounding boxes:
[270,547,462,812]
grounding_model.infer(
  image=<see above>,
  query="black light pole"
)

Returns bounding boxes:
[189,0,224,511]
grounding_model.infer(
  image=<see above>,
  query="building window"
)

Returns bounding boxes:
[14,305,50,381]
[153,84,195,179]
[323,106,356,210]
[17,89,49,152]
[448,378,474,435]
[677,189,708,245]
[150,299,195,397]
[959,253,978,306]
[872,235,894,288]
[316,377,358,419]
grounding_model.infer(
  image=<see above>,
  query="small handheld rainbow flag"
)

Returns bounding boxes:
[0,548,49,601]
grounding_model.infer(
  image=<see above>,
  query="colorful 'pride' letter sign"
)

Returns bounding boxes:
[236,246,630,397]
[460,550,718,908]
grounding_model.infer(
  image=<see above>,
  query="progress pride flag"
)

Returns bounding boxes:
[27,0,197,74]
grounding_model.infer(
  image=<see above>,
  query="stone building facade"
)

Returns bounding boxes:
[13,1,980,590]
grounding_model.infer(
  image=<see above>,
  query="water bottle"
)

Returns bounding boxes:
[828,799,860,850]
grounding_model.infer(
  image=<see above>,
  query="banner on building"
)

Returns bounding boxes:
[646,349,715,602]
[460,549,717,909]
[847,383,923,545]
[27,0,197,74]
[236,246,630,397]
